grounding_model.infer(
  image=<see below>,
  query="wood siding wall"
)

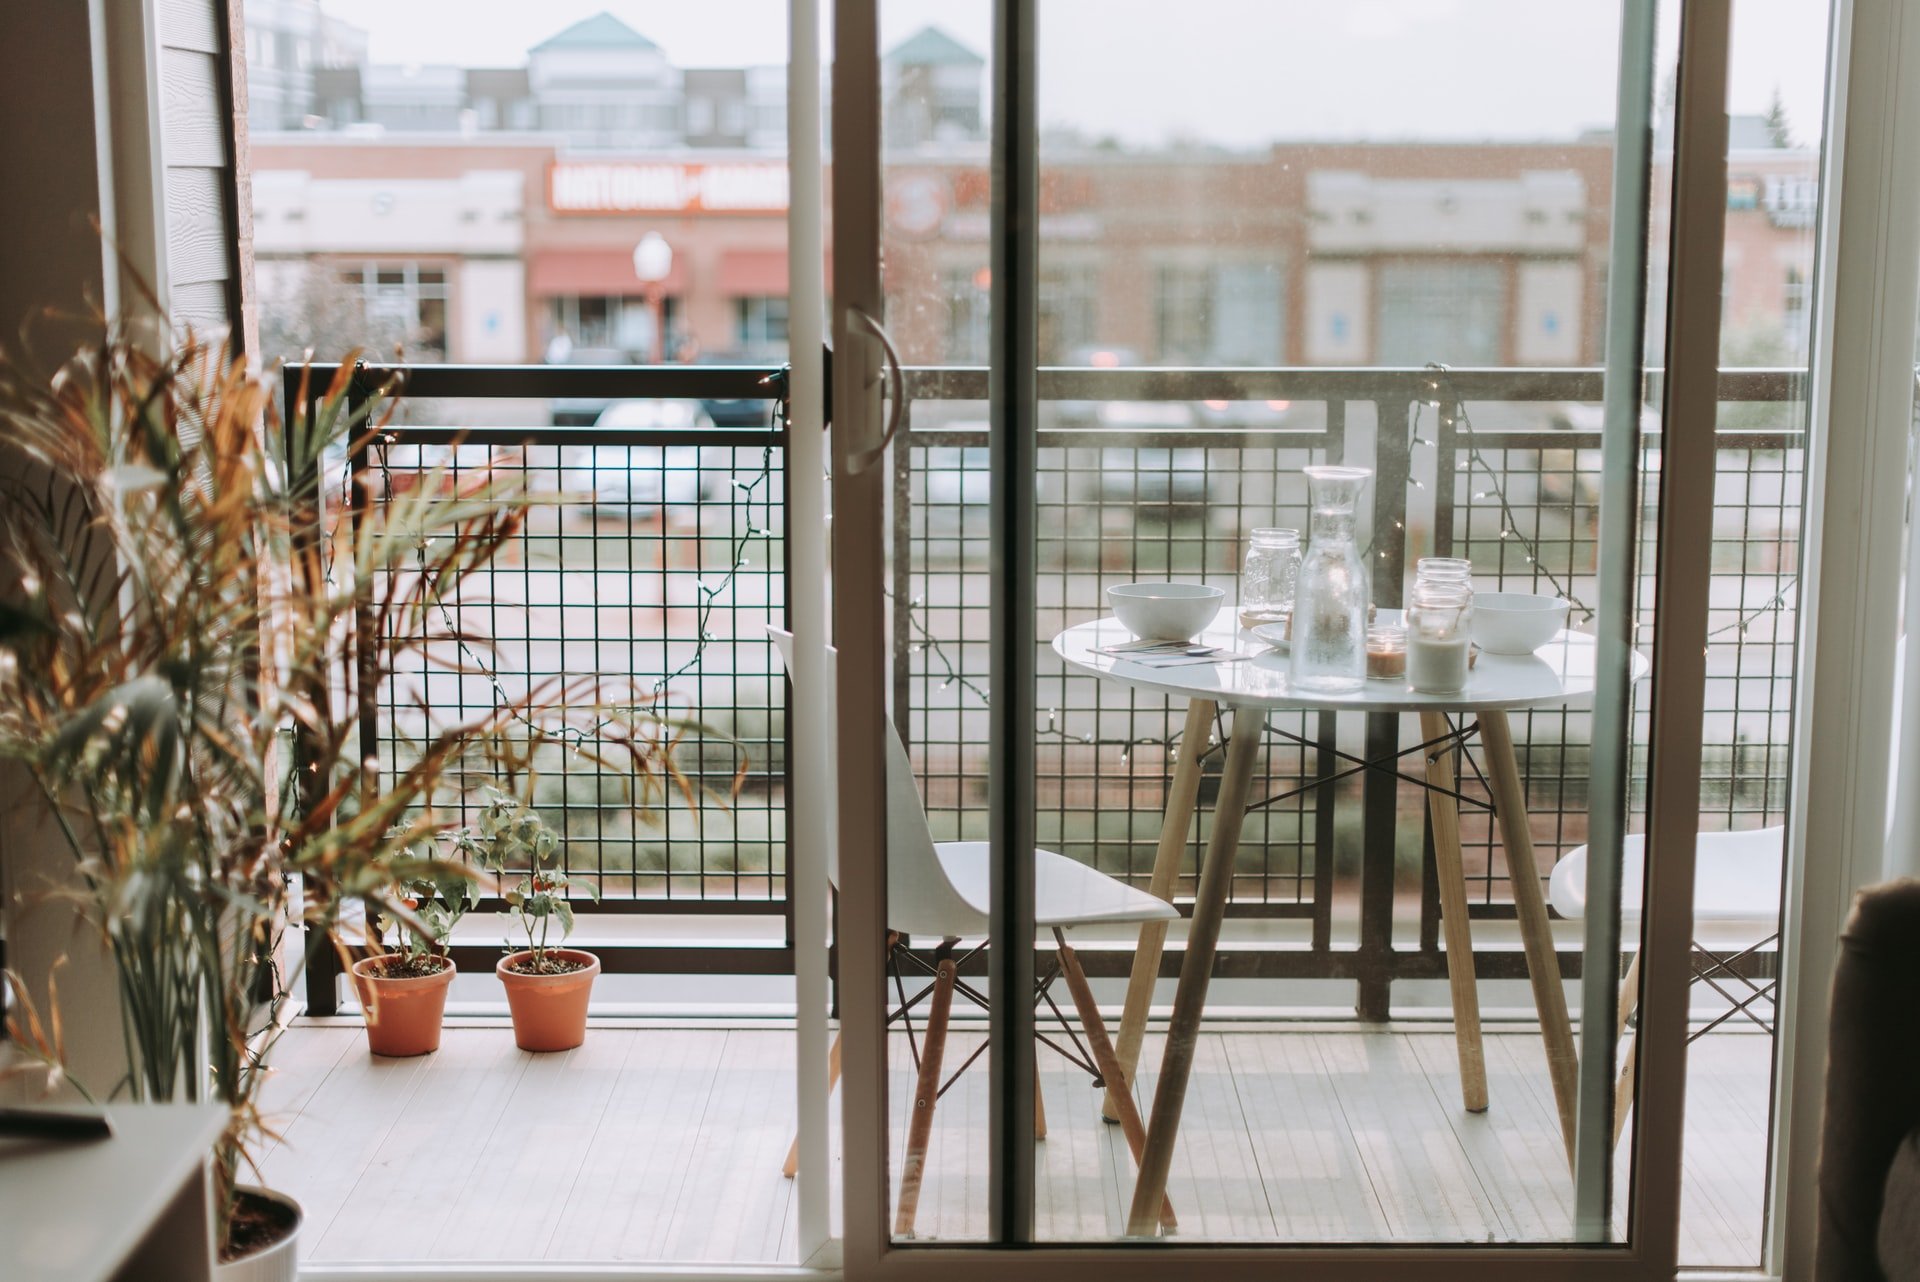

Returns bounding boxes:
[156,0,249,344]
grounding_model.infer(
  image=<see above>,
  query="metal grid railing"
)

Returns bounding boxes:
[1434,403,1804,916]
[292,363,790,1013]
[303,362,1804,1010]
[901,416,1339,931]
[893,367,1805,997]
[359,434,790,905]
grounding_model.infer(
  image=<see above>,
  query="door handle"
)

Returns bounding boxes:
[844,306,906,476]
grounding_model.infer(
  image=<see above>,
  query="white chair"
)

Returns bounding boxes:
[768,627,1179,1235]
[1549,825,1784,1141]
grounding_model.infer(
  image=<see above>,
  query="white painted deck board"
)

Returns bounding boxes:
[265,1023,1770,1265]
[546,1029,728,1261]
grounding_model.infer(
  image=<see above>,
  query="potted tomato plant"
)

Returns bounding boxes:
[350,833,479,1057]
[471,789,602,1051]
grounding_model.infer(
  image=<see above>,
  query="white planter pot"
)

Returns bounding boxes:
[216,1186,302,1282]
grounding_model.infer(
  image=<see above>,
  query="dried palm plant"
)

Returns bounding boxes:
[0,323,696,1251]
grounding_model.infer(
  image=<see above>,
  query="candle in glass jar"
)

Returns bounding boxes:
[1365,625,1406,680]
[1408,633,1470,692]
[1406,580,1473,694]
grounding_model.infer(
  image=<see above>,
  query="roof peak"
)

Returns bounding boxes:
[533,11,660,53]
[884,25,984,66]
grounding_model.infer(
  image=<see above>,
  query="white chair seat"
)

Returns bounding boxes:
[933,841,1182,931]
[1548,827,1784,927]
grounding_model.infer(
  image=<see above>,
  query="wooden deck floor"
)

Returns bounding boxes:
[258,1023,1770,1267]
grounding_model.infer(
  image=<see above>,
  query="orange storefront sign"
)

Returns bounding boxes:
[548,161,789,214]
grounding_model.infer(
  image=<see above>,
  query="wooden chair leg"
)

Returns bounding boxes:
[1034,1061,1048,1141]
[893,955,957,1238]
[1617,950,1642,1041]
[783,1029,842,1178]
[1610,950,1642,1147]
[1057,934,1177,1232]
[1613,1029,1638,1146]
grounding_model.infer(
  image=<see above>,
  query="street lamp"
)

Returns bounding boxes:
[631,232,673,363]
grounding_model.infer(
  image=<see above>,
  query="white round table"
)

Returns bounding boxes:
[1052,614,1648,1234]
[1053,613,1627,713]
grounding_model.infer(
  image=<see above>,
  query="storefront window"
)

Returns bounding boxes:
[547,295,681,360]
[333,261,450,360]
[1155,262,1283,365]
[1375,259,1507,366]
[734,296,791,357]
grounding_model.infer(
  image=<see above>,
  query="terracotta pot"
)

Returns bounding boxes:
[497,948,600,1052]
[217,1186,301,1282]
[350,954,456,1057]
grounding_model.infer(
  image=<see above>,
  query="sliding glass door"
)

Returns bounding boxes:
[825,0,1824,1272]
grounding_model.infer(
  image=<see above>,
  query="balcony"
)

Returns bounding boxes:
[260,361,1794,1269]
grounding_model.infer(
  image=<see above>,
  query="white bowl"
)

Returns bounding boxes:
[1107,582,1226,641]
[1471,592,1570,654]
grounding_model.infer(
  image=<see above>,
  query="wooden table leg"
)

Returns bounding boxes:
[1124,713,1263,1236]
[1105,697,1216,1123]
[1478,709,1579,1169]
[1056,933,1176,1231]
[1419,710,1489,1114]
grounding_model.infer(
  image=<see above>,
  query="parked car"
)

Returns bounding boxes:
[560,399,721,520]
[694,350,783,428]
[1195,397,1299,431]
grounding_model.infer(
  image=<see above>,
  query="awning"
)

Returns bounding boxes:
[529,250,690,298]
[715,248,789,297]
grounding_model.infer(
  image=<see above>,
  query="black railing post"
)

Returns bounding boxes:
[1356,393,1415,1021]
[290,369,341,1017]
[779,386,798,952]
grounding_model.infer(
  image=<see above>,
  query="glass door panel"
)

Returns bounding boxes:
[1017,0,1667,1244]
[833,0,1804,1267]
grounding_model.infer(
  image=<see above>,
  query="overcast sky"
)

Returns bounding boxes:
[313,0,1833,148]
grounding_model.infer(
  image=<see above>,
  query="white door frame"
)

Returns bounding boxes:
[1771,0,1920,1274]
[828,1,1738,1277]
[785,0,835,1268]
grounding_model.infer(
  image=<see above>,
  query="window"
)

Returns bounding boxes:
[1038,265,1098,364]
[946,268,991,363]
[734,296,790,357]
[1155,263,1283,364]
[1375,260,1508,366]
[945,266,1100,364]
[549,295,664,355]
[333,261,450,360]
[1783,265,1809,357]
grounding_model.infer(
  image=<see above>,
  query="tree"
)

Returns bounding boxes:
[258,261,416,367]
[1764,86,1794,149]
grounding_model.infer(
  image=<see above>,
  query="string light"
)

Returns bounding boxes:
[1707,580,1797,639]
[894,586,1231,764]
[364,394,785,754]
[1416,362,1801,645]
[1412,363,1594,622]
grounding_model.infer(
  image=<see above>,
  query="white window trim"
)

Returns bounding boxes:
[1773,0,1920,1274]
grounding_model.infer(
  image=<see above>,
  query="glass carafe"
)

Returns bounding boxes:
[1290,465,1373,693]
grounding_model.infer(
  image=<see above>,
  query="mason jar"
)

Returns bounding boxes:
[1238,526,1301,627]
